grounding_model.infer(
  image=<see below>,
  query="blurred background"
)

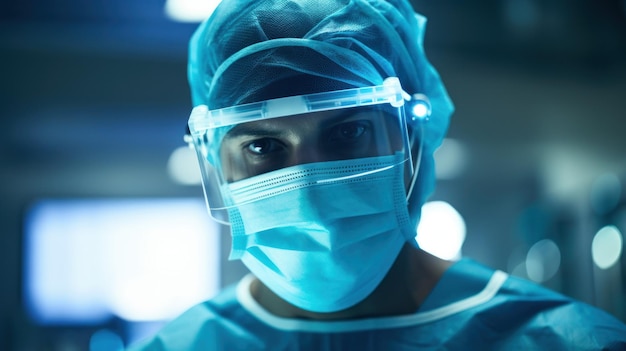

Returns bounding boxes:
[1,0,625,350]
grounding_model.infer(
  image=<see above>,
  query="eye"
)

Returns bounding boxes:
[329,120,370,143]
[244,138,284,155]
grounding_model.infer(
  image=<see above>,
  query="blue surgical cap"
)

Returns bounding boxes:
[188,0,454,228]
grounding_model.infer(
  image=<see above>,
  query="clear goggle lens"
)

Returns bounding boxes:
[187,77,430,223]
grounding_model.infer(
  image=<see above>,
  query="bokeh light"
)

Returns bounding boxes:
[525,239,561,283]
[25,199,220,324]
[164,0,222,22]
[434,138,468,180]
[592,225,623,270]
[167,146,203,185]
[417,201,466,260]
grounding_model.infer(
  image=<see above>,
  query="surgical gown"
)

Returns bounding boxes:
[127,259,626,350]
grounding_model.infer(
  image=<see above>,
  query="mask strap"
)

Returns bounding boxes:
[405,126,425,201]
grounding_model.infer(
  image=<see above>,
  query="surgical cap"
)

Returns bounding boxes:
[188,0,454,227]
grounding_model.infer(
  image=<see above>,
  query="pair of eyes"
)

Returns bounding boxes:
[243,120,372,156]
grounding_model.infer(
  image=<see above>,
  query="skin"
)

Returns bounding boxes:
[220,106,452,320]
[220,106,406,182]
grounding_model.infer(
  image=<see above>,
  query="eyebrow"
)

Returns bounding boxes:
[317,106,392,132]
[223,106,389,140]
[224,122,288,140]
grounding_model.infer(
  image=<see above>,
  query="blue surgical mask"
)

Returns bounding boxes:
[225,153,416,313]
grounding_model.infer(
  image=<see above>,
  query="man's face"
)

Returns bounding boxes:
[219,106,405,182]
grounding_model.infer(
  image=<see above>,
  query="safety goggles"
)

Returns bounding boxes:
[186,77,431,223]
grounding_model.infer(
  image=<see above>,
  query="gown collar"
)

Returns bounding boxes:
[236,258,508,333]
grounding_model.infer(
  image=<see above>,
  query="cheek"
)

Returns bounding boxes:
[219,144,241,183]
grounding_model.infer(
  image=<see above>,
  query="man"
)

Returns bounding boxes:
[129,0,626,349]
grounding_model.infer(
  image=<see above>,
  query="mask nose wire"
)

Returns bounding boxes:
[405,126,425,201]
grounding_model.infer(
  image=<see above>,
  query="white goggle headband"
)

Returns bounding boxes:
[186,77,431,136]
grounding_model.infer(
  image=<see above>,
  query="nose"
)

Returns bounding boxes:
[290,144,324,166]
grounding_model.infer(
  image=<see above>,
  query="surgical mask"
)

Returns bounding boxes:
[226,153,415,313]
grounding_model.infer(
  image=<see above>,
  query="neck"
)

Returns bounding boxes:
[250,244,452,320]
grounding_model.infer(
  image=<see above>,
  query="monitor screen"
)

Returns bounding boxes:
[23,198,221,325]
